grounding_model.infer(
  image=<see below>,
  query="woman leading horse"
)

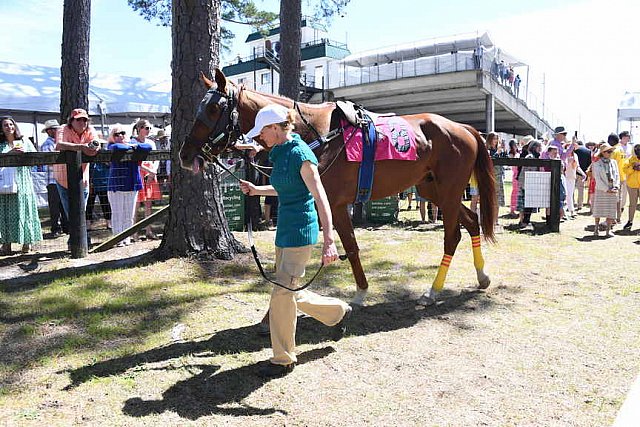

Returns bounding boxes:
[180,69,497,307]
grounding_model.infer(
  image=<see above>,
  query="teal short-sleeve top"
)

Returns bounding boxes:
[268,133,319,247]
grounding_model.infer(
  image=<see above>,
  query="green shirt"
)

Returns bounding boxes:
[269,133,319,247]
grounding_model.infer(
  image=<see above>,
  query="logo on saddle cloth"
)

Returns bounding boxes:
[343,116,418,162]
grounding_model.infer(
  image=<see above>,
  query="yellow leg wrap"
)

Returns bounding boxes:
[471,235,485,270]
[432,254,452,292]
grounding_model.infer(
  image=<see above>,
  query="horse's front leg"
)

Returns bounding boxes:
[332,204,368,306]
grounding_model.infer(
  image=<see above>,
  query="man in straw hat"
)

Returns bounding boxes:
[40,119,68,237]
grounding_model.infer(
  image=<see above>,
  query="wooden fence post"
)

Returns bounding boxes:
[66,150,88,258]
[547,159,561,232]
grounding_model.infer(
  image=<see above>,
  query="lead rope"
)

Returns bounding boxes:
[213,157,347,291]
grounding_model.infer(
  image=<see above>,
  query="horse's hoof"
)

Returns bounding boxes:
[416,294,436,307]
[351,289,367,306]
[477,275,491,289]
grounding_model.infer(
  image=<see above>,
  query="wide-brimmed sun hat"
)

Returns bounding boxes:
[554,126,568,135]
[596,142,615,157]
[41,119,60,132]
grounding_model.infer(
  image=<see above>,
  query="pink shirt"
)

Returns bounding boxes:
[54,125,97,188]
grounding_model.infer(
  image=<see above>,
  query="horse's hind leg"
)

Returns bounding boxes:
[459,204,491,289]
[333,205,368,305]
[417,198,463,306]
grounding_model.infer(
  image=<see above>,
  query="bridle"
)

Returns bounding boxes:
[193,85,348,291]
[194,85,244,163]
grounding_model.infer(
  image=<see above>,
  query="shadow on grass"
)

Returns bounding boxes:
[0,251,158,293]
[121,347,335,418]
[55,290,491,420]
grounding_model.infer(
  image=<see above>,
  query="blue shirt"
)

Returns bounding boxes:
[269,133,319,248]
[107,141,152,192]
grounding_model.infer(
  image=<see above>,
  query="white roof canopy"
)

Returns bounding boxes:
[340,31,524,68]
[618,91,640,120]
[0,61,171,117]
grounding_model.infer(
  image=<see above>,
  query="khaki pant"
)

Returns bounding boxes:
[576,176,586,209]
[270,246,349,366]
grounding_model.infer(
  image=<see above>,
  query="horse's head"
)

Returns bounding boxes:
[179,69,242,174]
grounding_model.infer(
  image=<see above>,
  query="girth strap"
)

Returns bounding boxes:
[355,113,377,203]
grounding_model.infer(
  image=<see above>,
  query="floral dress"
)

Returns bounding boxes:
[0,139,43,244]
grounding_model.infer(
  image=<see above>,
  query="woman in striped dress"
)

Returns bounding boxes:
[0,117,42,254]
[590,143,619,237]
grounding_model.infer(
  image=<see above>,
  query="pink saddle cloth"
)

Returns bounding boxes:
[343,116,418,162]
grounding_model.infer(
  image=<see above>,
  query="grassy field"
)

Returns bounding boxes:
[1,204,639,426]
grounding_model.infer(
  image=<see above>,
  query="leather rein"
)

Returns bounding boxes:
[197,86,347,291]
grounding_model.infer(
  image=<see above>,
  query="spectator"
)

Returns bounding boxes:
[611,131,632,223]
[508,137,523,217]
[238,104,351,378]
[486,132,505,228]
[0,116,43,254]
[622,143,640,230]
[564,149,586,219]
[507,66,515,91]
[54,108,100,247]
[591,143,619,237]
[499,60,507,85]
[134,120,161,240]
[154,129,171,193]
[473,45,483,69]
[107,125,152,246]
[469,173,479,215]
[585,141,599,208]
[574,140,592,210]
[86,146,111,231]
[517,140,543,229]
[235,140,268,230]
[545,145,567,221]
[543,126,576,162]
[40,119,68,237]
[514,74,521,98]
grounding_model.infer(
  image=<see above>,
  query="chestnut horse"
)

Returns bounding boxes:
[180,69,497,306]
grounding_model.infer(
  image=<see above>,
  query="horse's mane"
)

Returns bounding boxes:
[242,87,333,110]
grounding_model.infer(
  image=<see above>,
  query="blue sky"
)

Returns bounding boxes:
[5,0,640,141]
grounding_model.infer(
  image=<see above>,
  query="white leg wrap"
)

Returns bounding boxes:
[351,288,367,306]
[476,269,491,289]
[417,288,438,306]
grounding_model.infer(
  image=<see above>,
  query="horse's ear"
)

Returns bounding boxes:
[200,72,215,89]
[214,68,228,92]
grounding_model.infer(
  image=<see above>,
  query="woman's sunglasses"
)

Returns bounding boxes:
[114,131,126,136]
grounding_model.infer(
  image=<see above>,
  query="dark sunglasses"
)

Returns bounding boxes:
[75,117,88,122]
[143,126,151,130]
[114,131,126,136]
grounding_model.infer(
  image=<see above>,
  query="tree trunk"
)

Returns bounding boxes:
[278,0,302,99]
[60,0,91,122]
[159,0,245,260]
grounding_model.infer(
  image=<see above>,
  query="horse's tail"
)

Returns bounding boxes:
[464,125,497,242]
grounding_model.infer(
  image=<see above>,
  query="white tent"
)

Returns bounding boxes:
[0,61,171,124]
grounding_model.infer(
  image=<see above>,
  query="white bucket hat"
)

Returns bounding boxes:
[246,104,289,140]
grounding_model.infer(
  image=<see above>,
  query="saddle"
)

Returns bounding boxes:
[335,100,394,127]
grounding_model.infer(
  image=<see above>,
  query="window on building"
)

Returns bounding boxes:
[237,77,246,85]
[261,73,271,85]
